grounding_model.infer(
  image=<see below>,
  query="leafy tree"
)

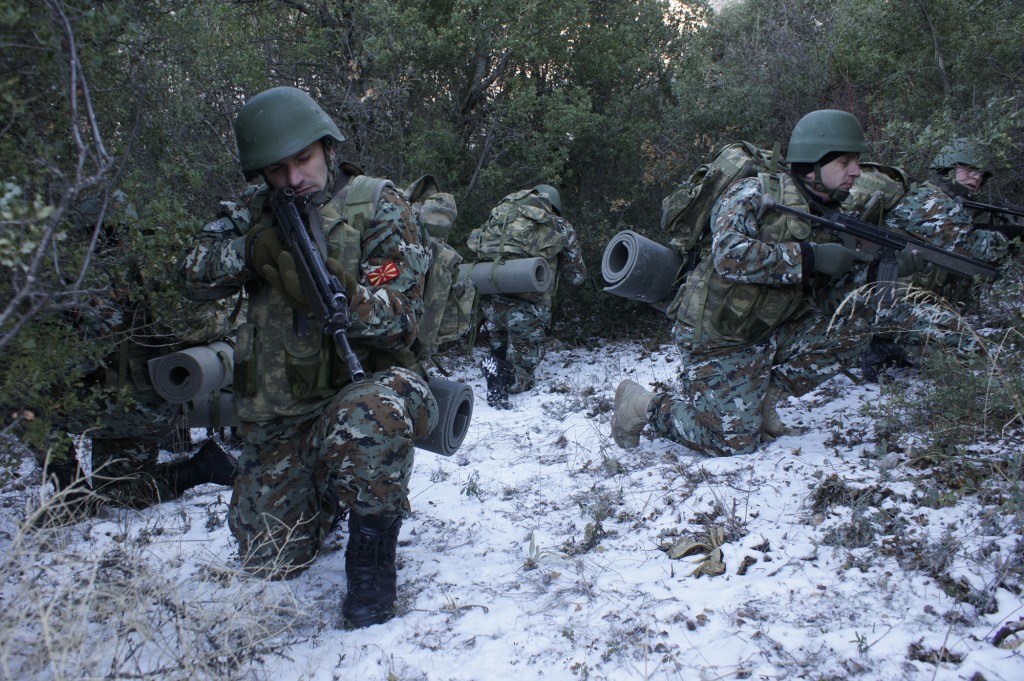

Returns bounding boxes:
[3,0,1023,464]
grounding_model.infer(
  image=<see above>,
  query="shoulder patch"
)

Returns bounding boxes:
[201,216,237,235]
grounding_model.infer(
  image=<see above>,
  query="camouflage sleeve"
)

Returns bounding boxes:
[885,183,977,256]
[344,186,431,349]
[964,228,1009,263]
[554,217,587,285]
[179,200,256,302]
[708,177,804,285]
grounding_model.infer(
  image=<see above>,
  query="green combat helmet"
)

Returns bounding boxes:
[930,138,993,182]
[786,109,869,164]
[533,184,562,215]
[787,109,868,201]
[234,86,345,179]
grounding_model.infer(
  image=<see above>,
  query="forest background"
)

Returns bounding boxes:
[0,0,1022,457]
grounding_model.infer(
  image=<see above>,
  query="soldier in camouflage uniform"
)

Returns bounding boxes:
[471,185,586,408]
[612,110,879,456]
[859,139,1008,380]
[179,87,438,628]
[37,192,237,520]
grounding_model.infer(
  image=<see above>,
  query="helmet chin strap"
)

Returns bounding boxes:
[808,164,850,203]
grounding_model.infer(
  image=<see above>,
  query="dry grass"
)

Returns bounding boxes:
[0,484,318,681]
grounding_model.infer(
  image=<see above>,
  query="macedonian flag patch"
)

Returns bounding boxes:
[367,261,400,286]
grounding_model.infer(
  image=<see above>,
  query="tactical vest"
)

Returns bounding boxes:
[667,173,819,344]
[232,174,416,421]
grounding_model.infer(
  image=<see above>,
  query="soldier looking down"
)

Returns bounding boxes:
[180,86,438,628]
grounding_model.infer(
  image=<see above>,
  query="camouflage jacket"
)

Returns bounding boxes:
[179,173,430,421]
[670,173,840,344]
[885,180,1008,292]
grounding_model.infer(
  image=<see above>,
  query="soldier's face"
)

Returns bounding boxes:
[262,142,330,196]
[954,166,984,194]
[816,153,862,193]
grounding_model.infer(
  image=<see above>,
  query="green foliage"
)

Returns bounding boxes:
[873,343,1024,460]
[3,0,1024,463]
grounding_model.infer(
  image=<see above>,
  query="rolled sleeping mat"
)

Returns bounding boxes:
[148,341,234,403]
[601,230,685,306]
[186,391,239,430]
[414,376,473,456]
[458,257,552,295]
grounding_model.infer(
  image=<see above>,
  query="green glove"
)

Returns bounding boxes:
[811,242,873,278]
[261,251,311,311]
[247,226,283,273]
[326,258,362,300]
[895,248,923,277]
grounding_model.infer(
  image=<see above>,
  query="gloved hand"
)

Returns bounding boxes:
[811,242,874,278]
[247,226,284,273]
[326,258,362,299]
[895,248,924,277]
[260,251,311,312]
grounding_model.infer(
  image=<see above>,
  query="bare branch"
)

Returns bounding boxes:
[917,0,950,95]
[0,0,117,351]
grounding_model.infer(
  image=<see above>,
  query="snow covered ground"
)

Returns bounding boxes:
[2,341,1022,680]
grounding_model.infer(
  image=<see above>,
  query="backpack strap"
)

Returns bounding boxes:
[342,175,393,232]
[768,141,781,176]
[762,169,784,202]
[494,197,521,265]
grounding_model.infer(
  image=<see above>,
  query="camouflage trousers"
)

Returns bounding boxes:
[40,387,186,507]
[649,309,869,457]
[480,295,552,393]
[228,366,437,578]
[869,285,981,360]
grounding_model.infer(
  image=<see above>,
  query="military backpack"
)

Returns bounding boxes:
[466,188,564,261]
[841,162,909,224]
[402,176,477,358]
[661,141,780,258]
[338,174,477,365]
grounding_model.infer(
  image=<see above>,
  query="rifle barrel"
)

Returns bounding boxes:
[957,197,1024,219]
[271,188,366,382]
[759,194,997,283]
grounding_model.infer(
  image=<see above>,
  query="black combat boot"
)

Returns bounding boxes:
[164,438,238,495]
[32,460,97,526]
[480,353,515,409]
[342,513,403,628]
[860,336,913,383]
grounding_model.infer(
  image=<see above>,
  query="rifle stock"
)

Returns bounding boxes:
[270,188,365,382]
[758,194,998,286]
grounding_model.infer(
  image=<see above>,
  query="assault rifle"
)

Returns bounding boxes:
[270,188,365,382]
[758,194,998,292]
[955,197,1024,241]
